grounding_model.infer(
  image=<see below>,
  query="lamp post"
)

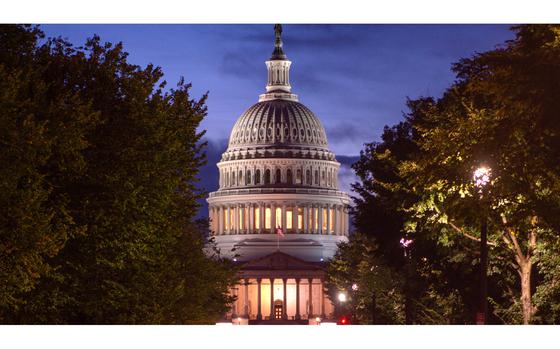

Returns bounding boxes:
[473,166,491,325]
[400,237,413,324]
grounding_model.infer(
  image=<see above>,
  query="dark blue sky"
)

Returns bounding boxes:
[41,24,515,217]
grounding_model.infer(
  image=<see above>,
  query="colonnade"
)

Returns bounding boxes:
[209,202,349,236]
[230,278,330,321]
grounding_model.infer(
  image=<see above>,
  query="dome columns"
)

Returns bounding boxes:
[208,201,349,237]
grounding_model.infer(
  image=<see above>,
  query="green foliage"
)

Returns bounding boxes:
[0,25,236,324]
[325,233,405,324]
[346,24,560,324]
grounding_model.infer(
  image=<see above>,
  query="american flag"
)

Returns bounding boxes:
[275,226,284,237]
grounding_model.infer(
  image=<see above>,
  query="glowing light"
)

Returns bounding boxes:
[338,292,347,302]
[320,258,324,262]
[315,317,321,322]
[233,258,237,262]
[351,283,358,291]
[474,166,492,189]
[399,238,413,248]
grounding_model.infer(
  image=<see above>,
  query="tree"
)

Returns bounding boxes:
[325,233,405,324]
[0,25,237,324]
[350,114,478,324]
[401,25,560,324]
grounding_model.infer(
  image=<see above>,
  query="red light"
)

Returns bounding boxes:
[341,318,346,324]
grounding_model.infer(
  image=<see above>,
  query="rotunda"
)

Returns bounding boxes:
[207,25,350,324]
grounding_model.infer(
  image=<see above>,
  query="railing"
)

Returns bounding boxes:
[208,187,350,198]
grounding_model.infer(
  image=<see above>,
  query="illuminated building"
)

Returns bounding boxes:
[207,24,350,324]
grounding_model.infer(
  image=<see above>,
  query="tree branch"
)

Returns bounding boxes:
[448,221,497,247]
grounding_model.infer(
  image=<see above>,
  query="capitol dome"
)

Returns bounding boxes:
[207,24,350,262]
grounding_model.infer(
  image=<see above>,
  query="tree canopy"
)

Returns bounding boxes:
[329,24,560,324]
[0,25,237,324]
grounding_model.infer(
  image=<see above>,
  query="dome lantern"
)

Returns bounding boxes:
[260,24,299,102]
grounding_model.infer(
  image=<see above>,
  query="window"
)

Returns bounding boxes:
[296,169,302,184]
[246,170,251,185]
[322,208,327,232]
[329,207,334,233]
[297,207,303,230]
[306,170,311,185]
[314,170,319,185]
[265,169,271,184]
[314,208,319,231]
[255,169,261,184]
[239,170,243,185]
[265,207,271,229]
[254,206,260,230]
[276,168,281,184]
[287,169,293,184]
[286,208,293,230]
[232,171,236,186]
[230,208,235,231]
[239,207,244,230]
[275,207,282,228]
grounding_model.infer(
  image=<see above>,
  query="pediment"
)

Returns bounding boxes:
[242,251,323,271]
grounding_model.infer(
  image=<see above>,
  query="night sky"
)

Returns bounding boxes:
[41,24,515,218]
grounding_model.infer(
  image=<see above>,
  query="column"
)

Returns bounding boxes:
[295,278,301,320]
[234,205,239,234]
[217,206,222,235]
[282,278,287,320]
[231,286,238,318]
[226,205,230,234]
[311,205,316,234]
[320,279,326,318]
[318,205,323,235]
[293,204,299,234]
[303,204,308,234]
[326,204,331,235]
[271,203,276,233]
[257,278,262,320]
[249,203,254,234]
[259,202,264,234]
[346,209,350,235]
[244,279,249,318]
[282,204,287,232]
[334,205,339,236]
[269,278,275,319]
[340,206,345,236]
[308,278,314,318]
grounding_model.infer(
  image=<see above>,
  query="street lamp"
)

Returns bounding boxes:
[338,292,347,303]
[474,166,491,325]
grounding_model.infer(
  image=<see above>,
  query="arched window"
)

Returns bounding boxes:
[287,169,293,184]
[276,168,281,184]
[314,170,319,185]
[306,170,311,185]
[239,170,243,185]
[246,170,251,185]
[265,169,271,184]
[296,169,301,184]
[226,172,229,187]
[255,169,261,184]
[232,171,236,186]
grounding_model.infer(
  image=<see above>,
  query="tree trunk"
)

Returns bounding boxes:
[519,262,532,325]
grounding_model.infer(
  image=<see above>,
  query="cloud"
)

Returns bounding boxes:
[325,122,374,145]
[195,138,228,220]
[336,155,360,196]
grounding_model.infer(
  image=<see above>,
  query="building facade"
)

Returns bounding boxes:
[207,24,351,324]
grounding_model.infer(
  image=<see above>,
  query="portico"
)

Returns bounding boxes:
[229,251,333,323]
